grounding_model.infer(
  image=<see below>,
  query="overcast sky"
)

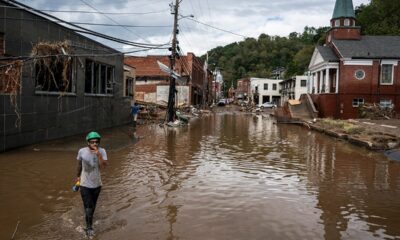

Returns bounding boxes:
[19,0,370,56]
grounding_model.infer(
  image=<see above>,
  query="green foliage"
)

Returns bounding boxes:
[356,0,400,35]
[204,26,329,87]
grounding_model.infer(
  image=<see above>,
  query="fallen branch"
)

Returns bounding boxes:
[11,220,20,240]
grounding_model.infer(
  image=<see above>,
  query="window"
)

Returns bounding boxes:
[125,77,134,97]
[0,60,21,94]
[85,59,114,95]
[380,64,393,85]
[355,70,365,80]
[272,84,277,90]
[344,19,350,26]
[335,19,340,27]
[35,57,76,93]
[380,99,393,109]
[0,33,4,55]
[264,83,268,90]
[352,98,364,107]
[301,80,307,87]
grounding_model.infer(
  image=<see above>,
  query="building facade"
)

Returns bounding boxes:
[235,78,251,102]
[250,78,282,106]
[124,52,209,107]
[0,1,130,151]
[308,0,400,119]
[280,75,308,104]
[123,64,136,104]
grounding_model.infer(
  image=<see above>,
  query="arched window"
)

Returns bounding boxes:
[344,19,350,26]
[335,19,340,27]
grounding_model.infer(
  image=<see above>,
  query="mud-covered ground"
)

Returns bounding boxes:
[309,118,400,150]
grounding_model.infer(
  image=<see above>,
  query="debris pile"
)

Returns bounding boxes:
[318,118,365,134]
[31,41,72,92]
[310,118,400,150]
[358,103,396,119]
[0,60,23,127]
[0,60,22,101]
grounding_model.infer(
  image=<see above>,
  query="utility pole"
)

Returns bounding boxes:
[202,53,208,109]
[167,0,180,122]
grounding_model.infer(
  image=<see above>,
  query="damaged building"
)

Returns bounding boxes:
[124,52,212,107]
[0,1,131,151]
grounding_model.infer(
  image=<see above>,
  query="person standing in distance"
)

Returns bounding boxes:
[131,102,140,128]
[76,131,108,237]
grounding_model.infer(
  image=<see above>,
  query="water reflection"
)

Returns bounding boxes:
[0,112,400,239]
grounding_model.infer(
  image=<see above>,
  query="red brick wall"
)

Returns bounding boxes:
[311,94,338,118]
[186,52,205,88]
[135,84,157,93]
[236,78,250,94]
[331,28,361,40]
[337,61,400,118]
[339,63,375,94]
[337,94,400,119]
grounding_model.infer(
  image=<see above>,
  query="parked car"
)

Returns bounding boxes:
[259,102,277,109]
[217,98,226,106]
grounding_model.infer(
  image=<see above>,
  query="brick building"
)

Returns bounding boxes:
[308,0,400,119]
[124,52,209,106]
[235,78,251,101]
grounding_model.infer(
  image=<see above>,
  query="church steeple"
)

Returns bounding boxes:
[332,0,355,19]
[326,0,361,44]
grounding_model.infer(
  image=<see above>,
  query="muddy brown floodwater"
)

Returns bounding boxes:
[1,110,400,240]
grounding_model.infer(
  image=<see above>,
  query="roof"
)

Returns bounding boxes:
[317,46,339,62]
[124,56,171,76]
[124,55,196,77]
[333,36,400,59]
[332,0,355,19]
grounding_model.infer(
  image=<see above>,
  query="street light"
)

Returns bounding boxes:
[178,14,194,20]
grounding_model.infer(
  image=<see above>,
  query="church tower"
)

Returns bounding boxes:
[326,0,361,44]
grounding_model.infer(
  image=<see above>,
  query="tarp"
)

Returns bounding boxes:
[288,99,301,105]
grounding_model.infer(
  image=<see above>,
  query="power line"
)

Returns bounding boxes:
[0,46,171,69]
[0,17,172,28]
[79,0,148,42]
[3,1,170,48]
[0,5,169,15]
[68,22,171,28]
[184,17,249,39]
[73,29,170,48]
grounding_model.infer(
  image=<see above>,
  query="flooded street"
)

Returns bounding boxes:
[1,109,400,240]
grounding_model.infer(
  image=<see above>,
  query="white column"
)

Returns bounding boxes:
[319,70,323,93]
[314,73,317,93]
[310,73,314,93]
[335,68,339,93]
[325,68,330,93]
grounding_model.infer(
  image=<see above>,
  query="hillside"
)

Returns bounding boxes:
[203,26,328,88]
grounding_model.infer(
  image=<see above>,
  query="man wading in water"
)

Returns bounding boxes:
[76,131,108,238]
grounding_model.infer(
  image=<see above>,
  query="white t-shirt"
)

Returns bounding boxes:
[76,147,108,188]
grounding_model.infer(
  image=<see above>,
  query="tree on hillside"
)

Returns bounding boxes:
[356,0,400,35]
[203,26,329,88]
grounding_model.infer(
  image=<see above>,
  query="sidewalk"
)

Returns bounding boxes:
[305,118,400,151]
[350,119,400,136]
